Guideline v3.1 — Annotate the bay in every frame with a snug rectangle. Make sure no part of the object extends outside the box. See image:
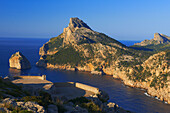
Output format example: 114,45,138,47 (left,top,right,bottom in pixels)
0,38,169,113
